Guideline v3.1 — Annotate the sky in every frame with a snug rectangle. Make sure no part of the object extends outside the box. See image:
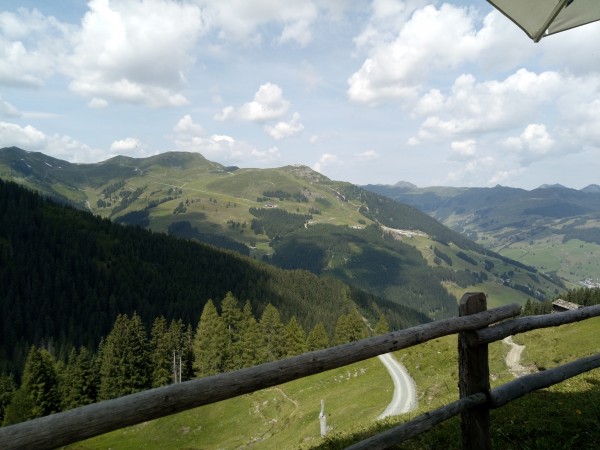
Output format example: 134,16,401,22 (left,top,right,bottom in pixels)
1,1,600,190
